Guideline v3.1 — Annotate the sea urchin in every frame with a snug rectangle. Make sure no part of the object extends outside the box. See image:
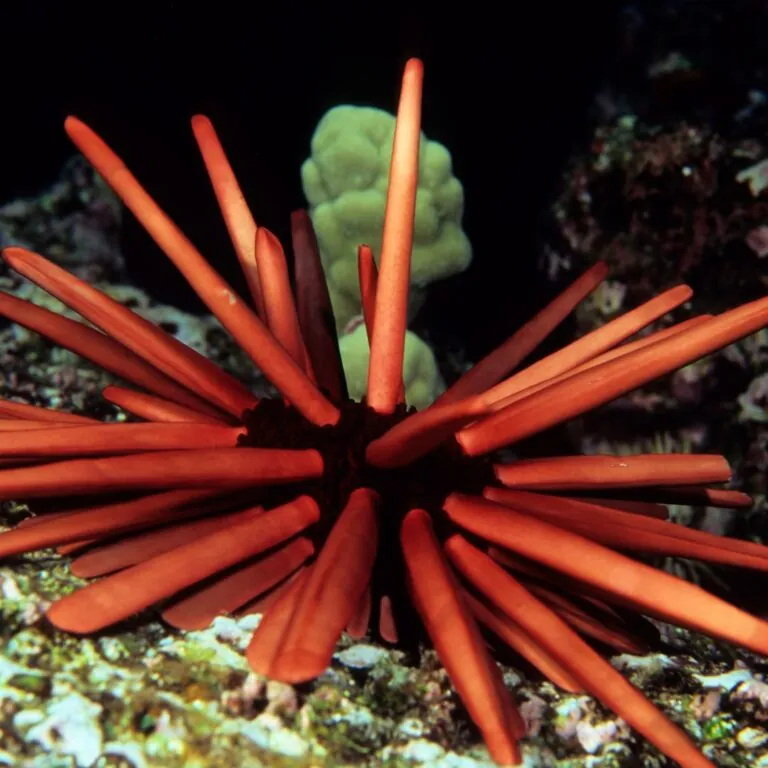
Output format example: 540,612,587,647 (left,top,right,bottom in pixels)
1,59,768,767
